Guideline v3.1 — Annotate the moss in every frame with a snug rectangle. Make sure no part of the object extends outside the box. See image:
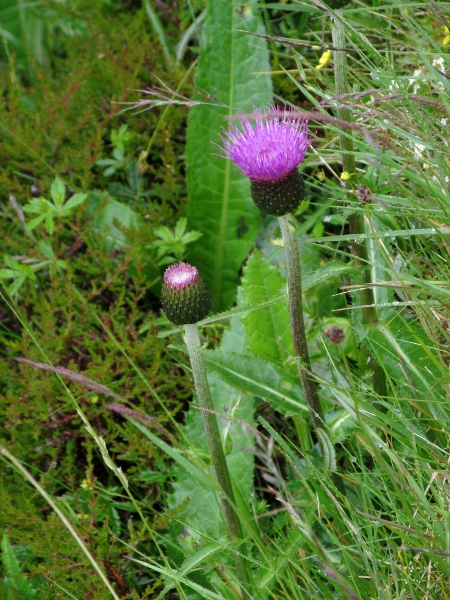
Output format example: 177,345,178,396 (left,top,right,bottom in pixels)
0,6,190,218
0,3,193,596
